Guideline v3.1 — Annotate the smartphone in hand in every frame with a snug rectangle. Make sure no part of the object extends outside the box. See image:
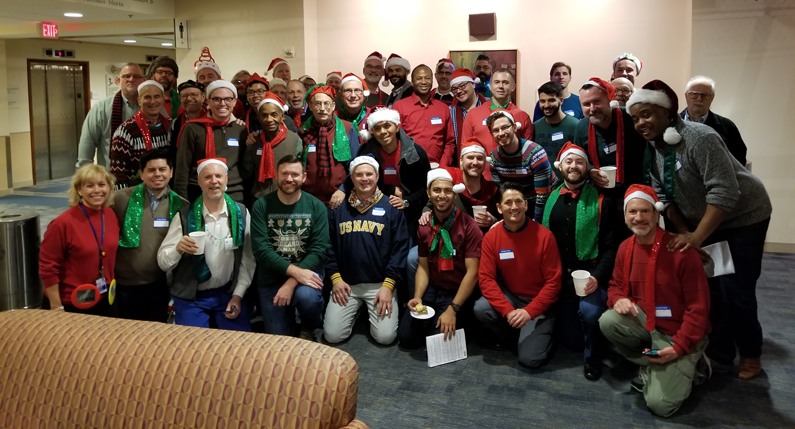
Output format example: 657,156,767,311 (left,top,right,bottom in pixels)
642,349,659,356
